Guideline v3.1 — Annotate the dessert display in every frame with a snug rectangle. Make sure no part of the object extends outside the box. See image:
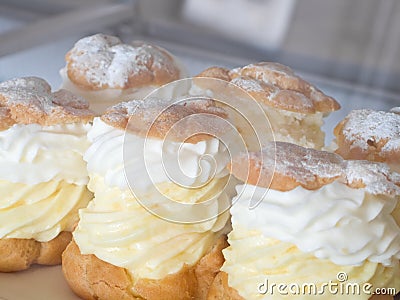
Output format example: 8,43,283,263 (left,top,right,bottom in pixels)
192,62,341,150
334,109,400,172
0,77,94,272
62,98,236,300
60,34,187,114
1,31,399,299
209,141,400,300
